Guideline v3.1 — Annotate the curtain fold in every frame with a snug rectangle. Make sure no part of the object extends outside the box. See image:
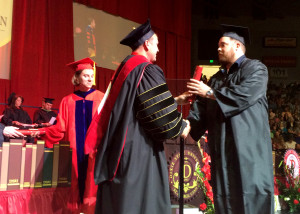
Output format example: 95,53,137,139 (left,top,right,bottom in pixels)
4,0,191,119
0,79,11,114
